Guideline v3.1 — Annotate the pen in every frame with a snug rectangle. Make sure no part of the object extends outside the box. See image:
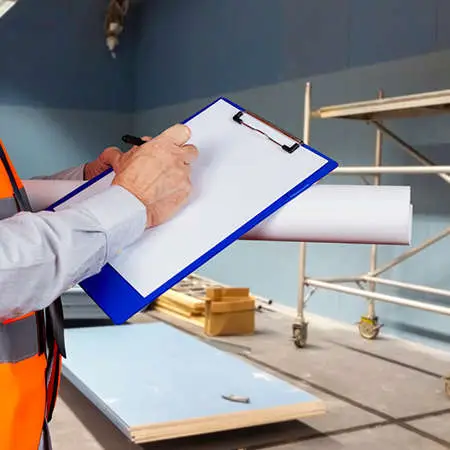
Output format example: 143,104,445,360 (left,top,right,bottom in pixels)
121,134,145,146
